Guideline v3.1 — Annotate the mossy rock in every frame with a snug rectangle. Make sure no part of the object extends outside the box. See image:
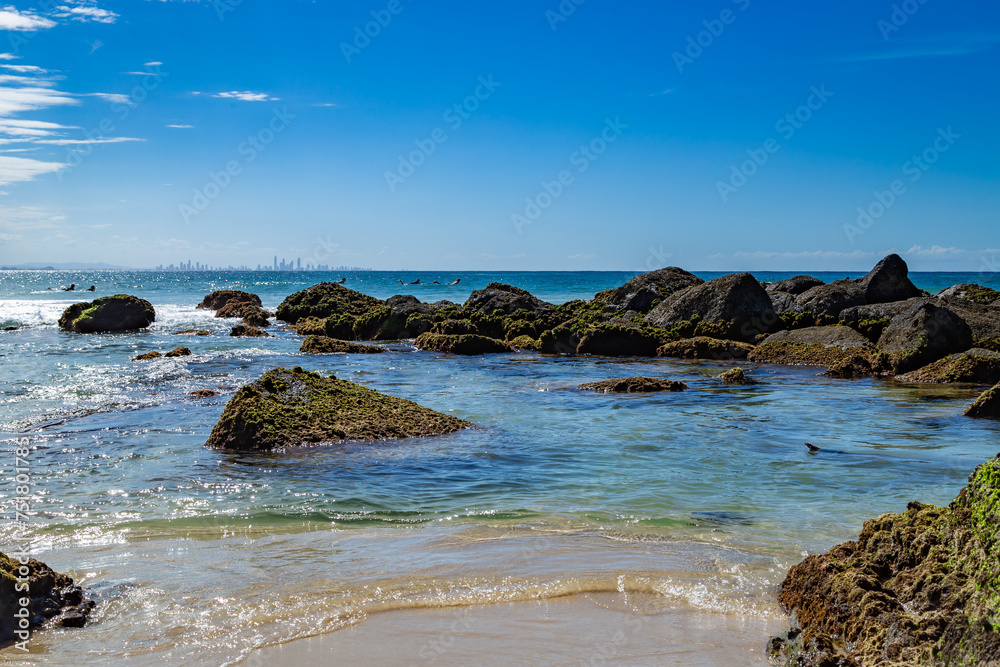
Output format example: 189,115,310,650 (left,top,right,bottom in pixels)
578,377,688,393
205,367,471,451
196,290,261,310
897,351,1000,385
822,350,891,379
324,314,358,340
657,336,754,360
509,335,541,351
1,551,94,646
239,307,271,328
275,283,382,324
964,383,1000,419
132,351,162,361
164,347,191,358
748,341,861,367
215,301,266,319
575,323,664,357
294,317,327,336
414,333,513,355
300,336,386,354
174,329,213,336
770,455,1000,666
230,325,270,338
719,368,756,385
431,319,478,336
58,295,155,333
